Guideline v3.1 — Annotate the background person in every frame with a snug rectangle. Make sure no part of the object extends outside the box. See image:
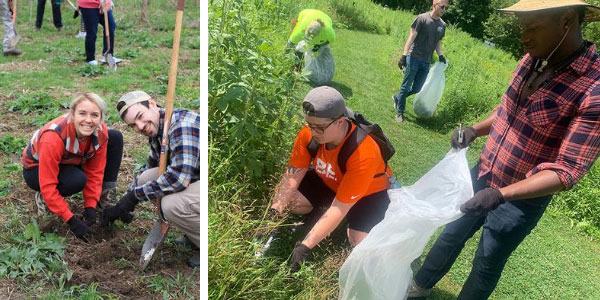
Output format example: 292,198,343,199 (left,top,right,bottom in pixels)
21,93,123,242
35,0,63,31
408,1,600,298
77,0,121,65
392,0,448,122
1,0,21,56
